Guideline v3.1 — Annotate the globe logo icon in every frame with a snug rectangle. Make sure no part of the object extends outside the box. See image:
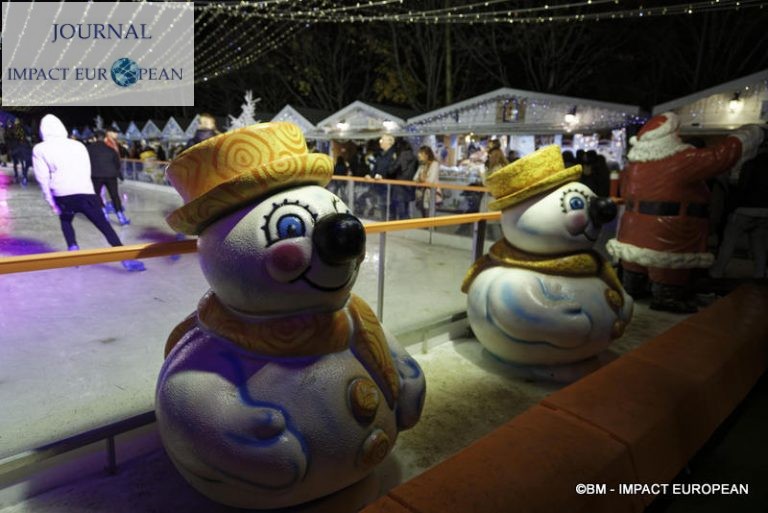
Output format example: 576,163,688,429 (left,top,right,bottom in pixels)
111,58,139,87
